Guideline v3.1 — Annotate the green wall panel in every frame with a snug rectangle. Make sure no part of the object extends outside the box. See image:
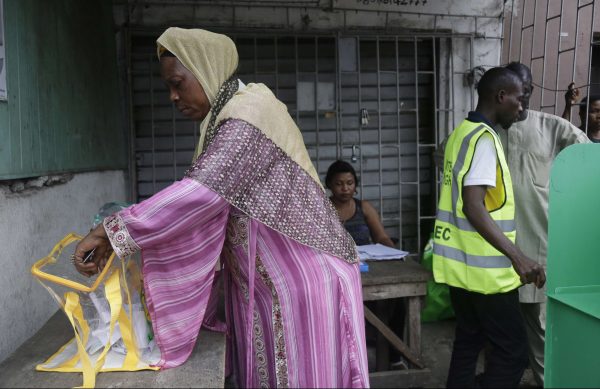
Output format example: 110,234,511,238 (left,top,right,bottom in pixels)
0,0,126,179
